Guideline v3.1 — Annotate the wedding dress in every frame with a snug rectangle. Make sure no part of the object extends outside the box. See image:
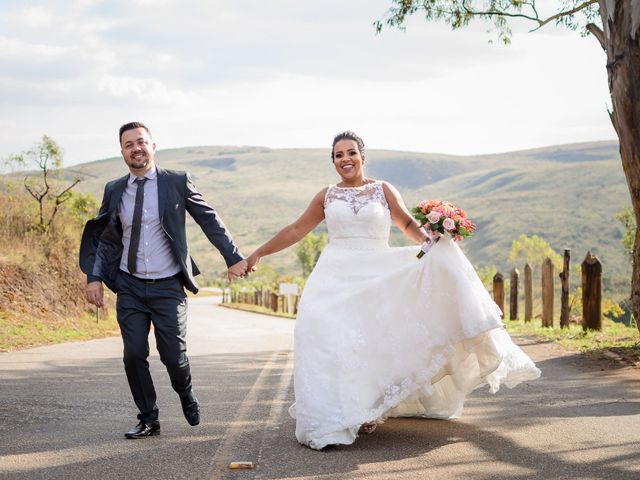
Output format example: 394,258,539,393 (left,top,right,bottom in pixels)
289,181,540,450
